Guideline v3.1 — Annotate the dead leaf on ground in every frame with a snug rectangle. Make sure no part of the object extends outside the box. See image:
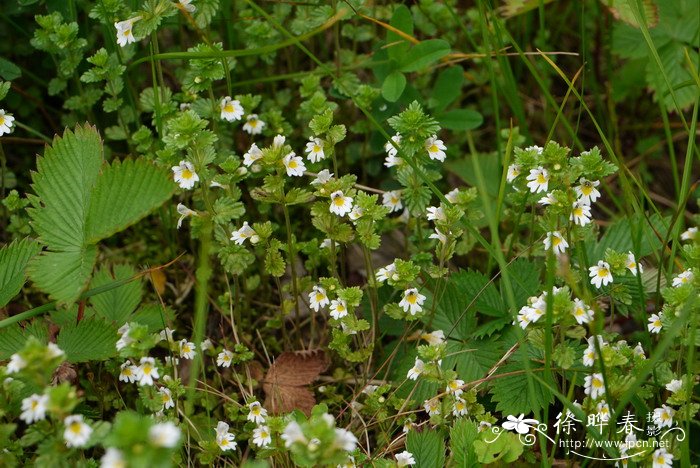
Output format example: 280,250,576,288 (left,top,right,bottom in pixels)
262,350,328,416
